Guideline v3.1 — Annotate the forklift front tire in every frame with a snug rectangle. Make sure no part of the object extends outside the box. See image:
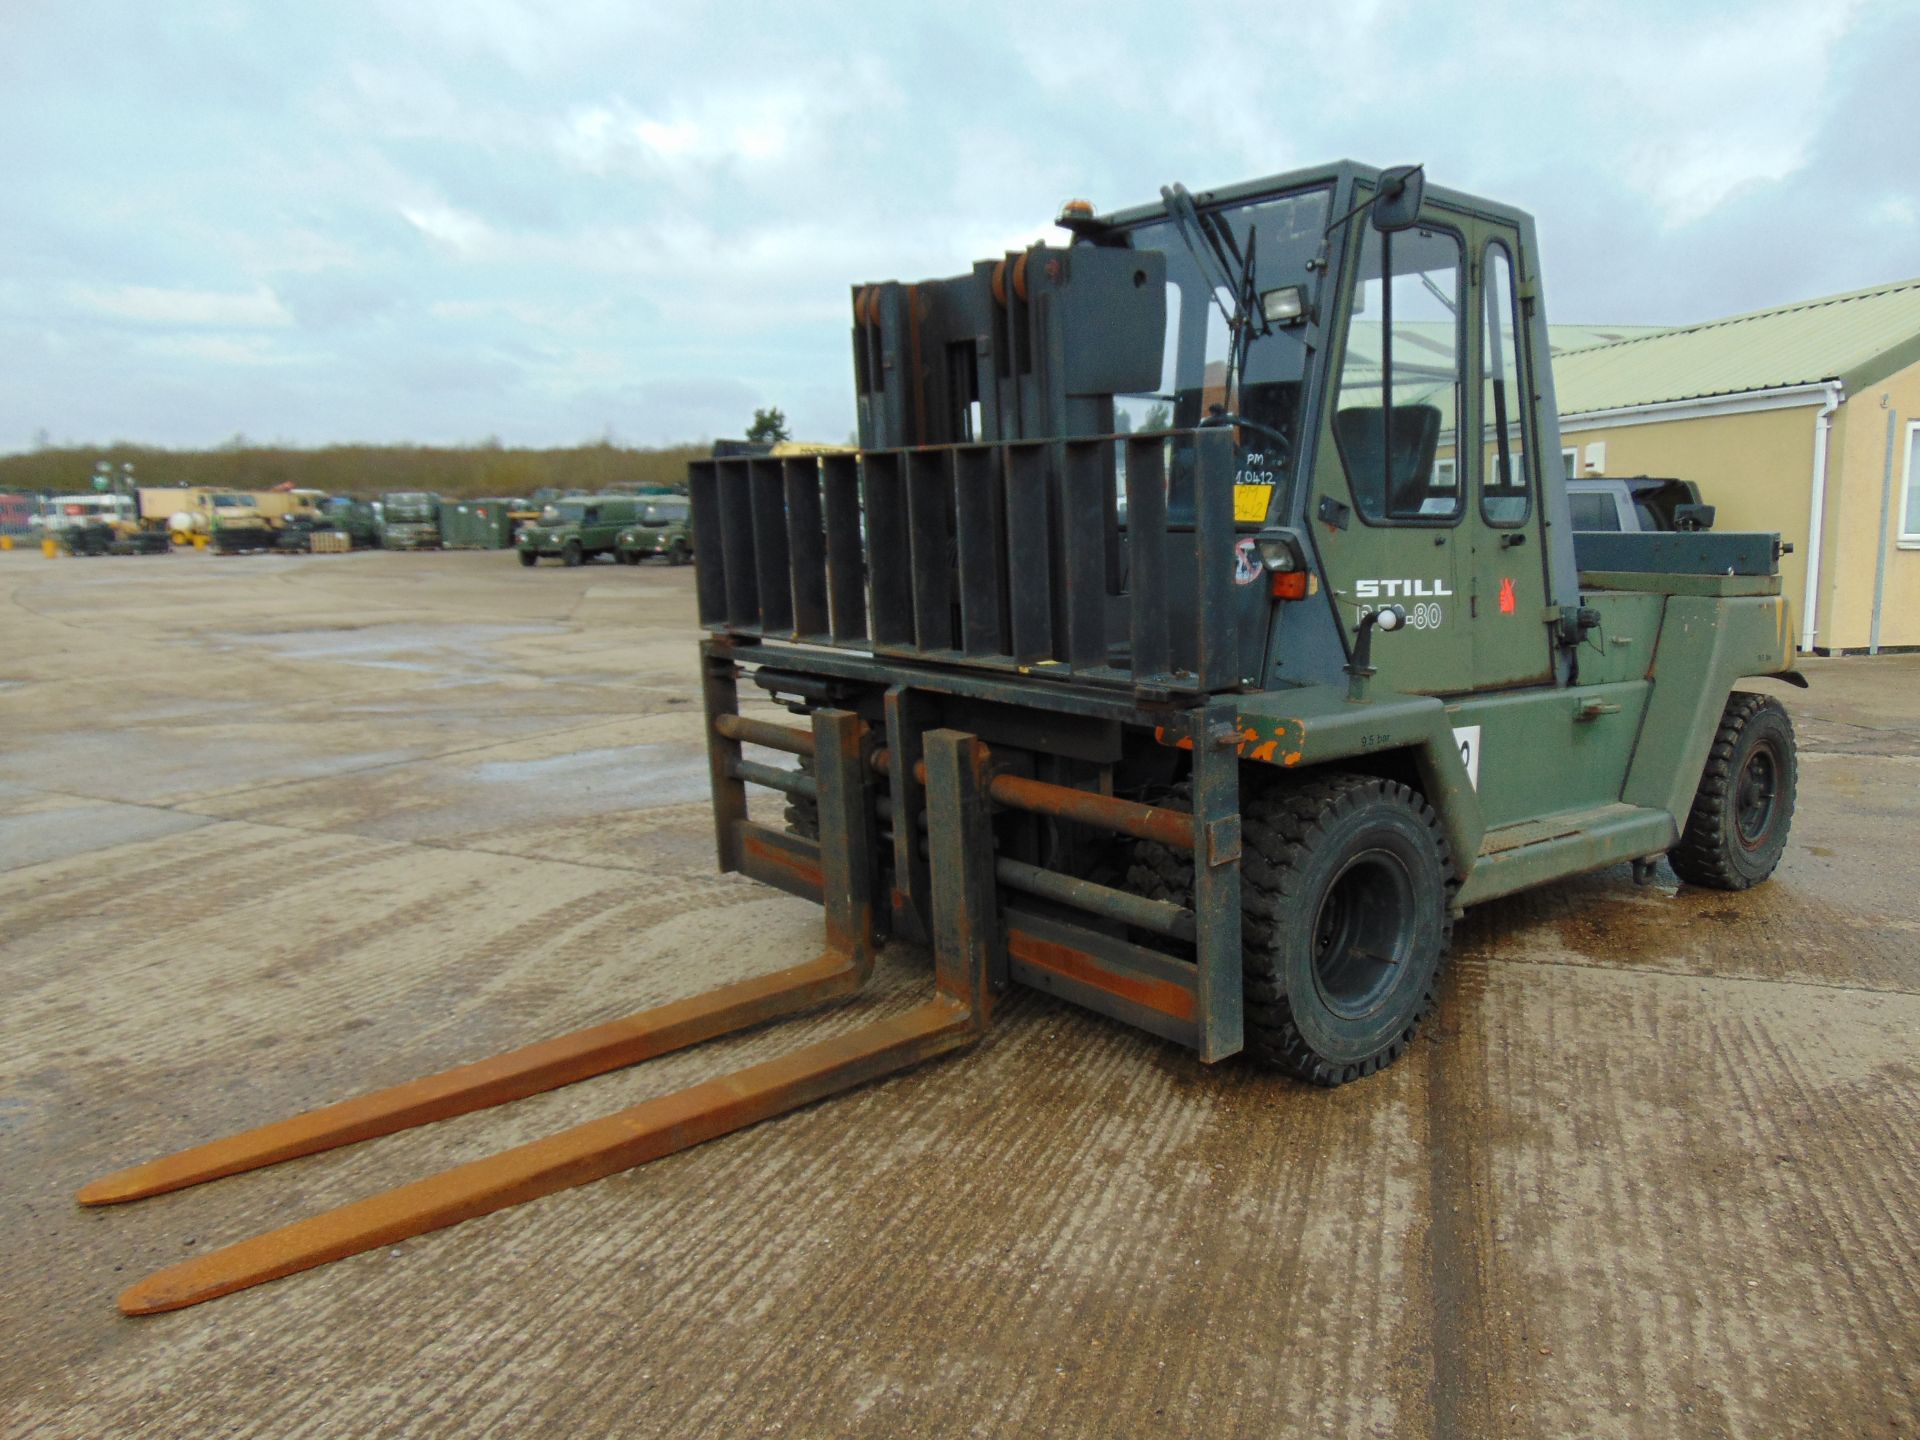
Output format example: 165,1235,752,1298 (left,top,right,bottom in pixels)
1240,775,1455,1086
